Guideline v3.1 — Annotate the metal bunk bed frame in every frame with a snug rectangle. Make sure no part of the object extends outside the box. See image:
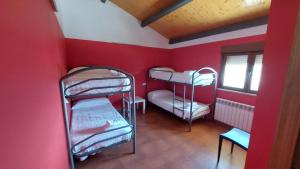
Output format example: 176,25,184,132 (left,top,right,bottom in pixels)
147,67,218,132
60,66,136,169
